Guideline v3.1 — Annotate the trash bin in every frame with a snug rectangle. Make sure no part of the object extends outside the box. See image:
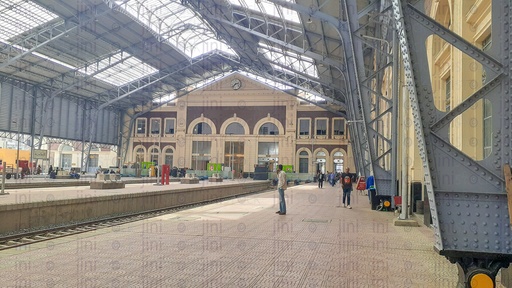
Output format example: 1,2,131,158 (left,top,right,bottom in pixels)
371,192,380,210
369,189,377,209
416,200,424,214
